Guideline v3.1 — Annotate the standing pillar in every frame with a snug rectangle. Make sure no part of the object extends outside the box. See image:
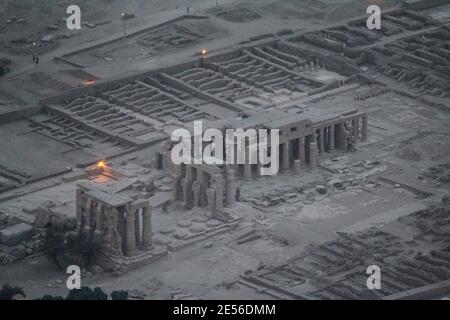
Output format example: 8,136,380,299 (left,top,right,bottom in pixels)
256,161,262,178
294,159,301,175
319,128,325,153
172,173,181,201
182,177,193,209
298,137,306,164
234,164,240,178
337,123,347,150
244,163,252,181
362,116,368,141
107,207,123,257
283,142,290,172
76,189,83,232
214,174,223,211
226,169,236,206
309,142,318,170
244,144,252,181
163,142,173,173
125,211,136,255
142,207,152,249
353,117,359,142
84,198,93,235
96,202,103,233
329,125,335,151
206,188,216,219
135,210,141,248
192,180,201,207
233,144,239,178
